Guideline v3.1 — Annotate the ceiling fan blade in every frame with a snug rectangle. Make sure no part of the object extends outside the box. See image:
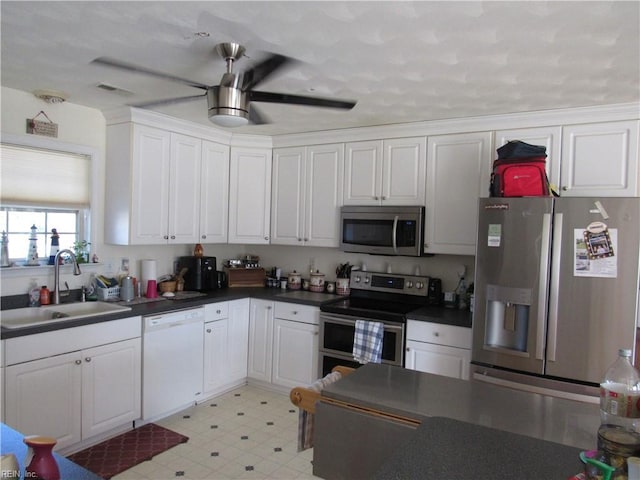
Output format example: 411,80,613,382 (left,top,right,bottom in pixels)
248,105,270,125
241,54,294,91
91,57,210,91
250,91,356,110
131,93,207,109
